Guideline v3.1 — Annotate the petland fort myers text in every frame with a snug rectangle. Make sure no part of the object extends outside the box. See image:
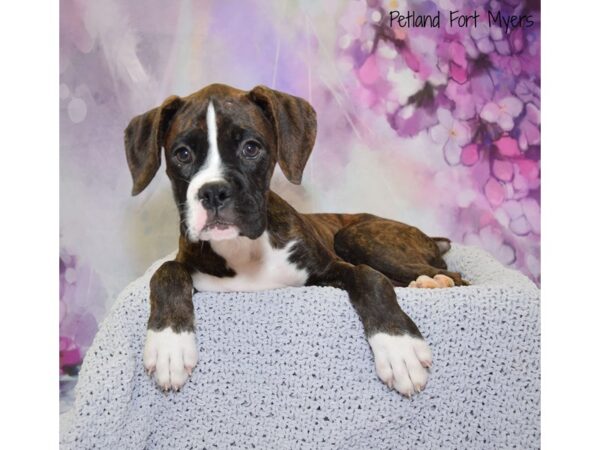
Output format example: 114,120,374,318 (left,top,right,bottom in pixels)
389,9,535,31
